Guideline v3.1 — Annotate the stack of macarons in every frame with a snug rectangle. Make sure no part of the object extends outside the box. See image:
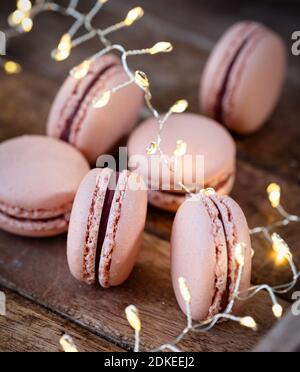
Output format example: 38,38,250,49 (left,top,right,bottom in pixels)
0,19,287,318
